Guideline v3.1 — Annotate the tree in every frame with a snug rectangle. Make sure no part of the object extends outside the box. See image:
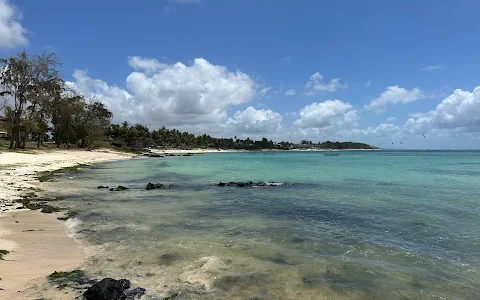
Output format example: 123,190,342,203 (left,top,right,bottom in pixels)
0,50,62,149
83,100,112,150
